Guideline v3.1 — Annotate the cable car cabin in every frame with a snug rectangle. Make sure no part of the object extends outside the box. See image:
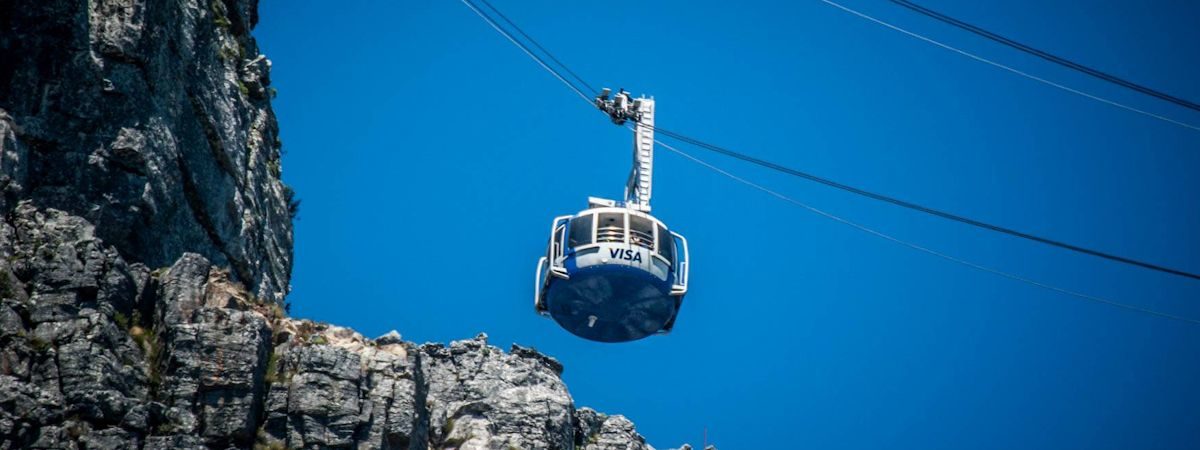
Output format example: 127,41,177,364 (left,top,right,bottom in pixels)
533,91,689,342
534,198,689,342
